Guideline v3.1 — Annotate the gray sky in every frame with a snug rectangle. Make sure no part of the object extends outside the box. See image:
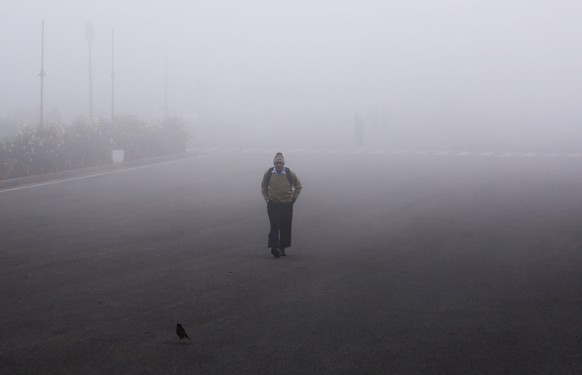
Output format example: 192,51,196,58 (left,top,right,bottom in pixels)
2,0,581,147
